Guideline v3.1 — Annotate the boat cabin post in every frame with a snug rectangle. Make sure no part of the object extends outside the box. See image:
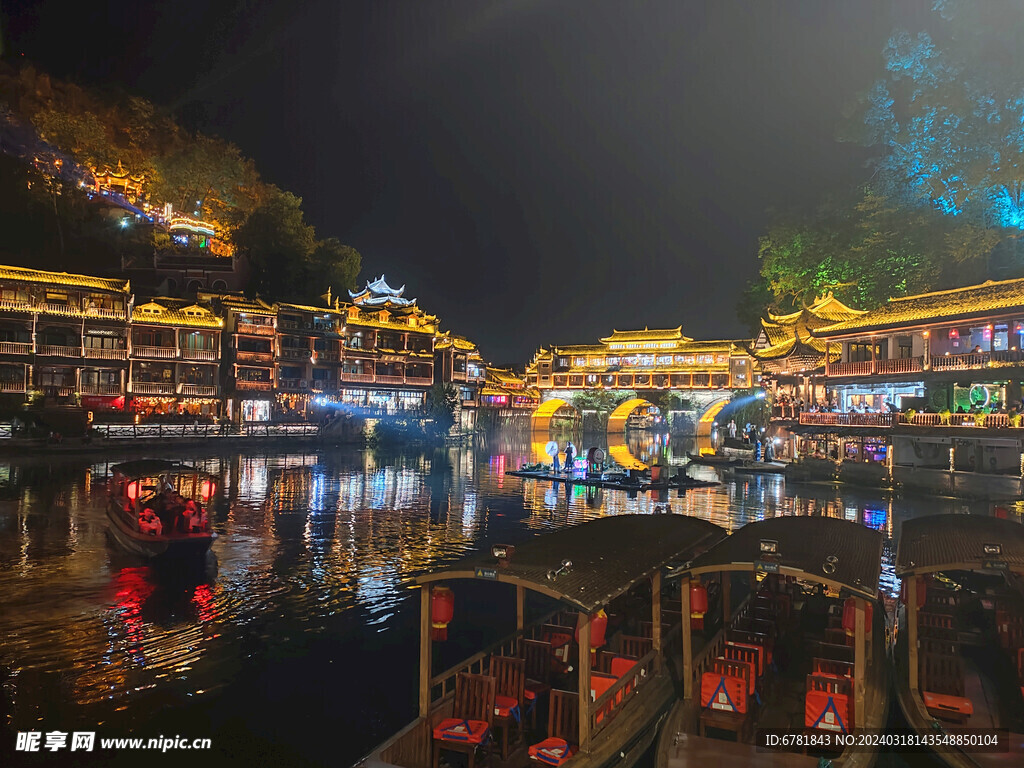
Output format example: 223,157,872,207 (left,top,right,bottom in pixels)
906,574,918,692
854,596,866,729
419,586,431,718
578,612,591,752
680,575,693,700
721,570,731,623
652,570,663,672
